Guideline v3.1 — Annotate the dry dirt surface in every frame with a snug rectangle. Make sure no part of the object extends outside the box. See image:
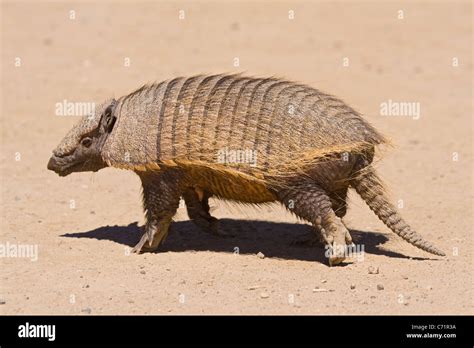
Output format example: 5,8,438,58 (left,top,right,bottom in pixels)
1,1,472,315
